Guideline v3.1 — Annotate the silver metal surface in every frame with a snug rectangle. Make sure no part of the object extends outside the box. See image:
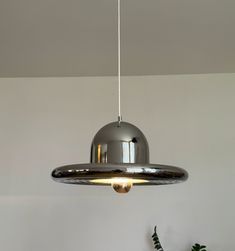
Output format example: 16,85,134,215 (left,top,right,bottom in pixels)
90,121,149,164
51,120,188,186
51,163,188,185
